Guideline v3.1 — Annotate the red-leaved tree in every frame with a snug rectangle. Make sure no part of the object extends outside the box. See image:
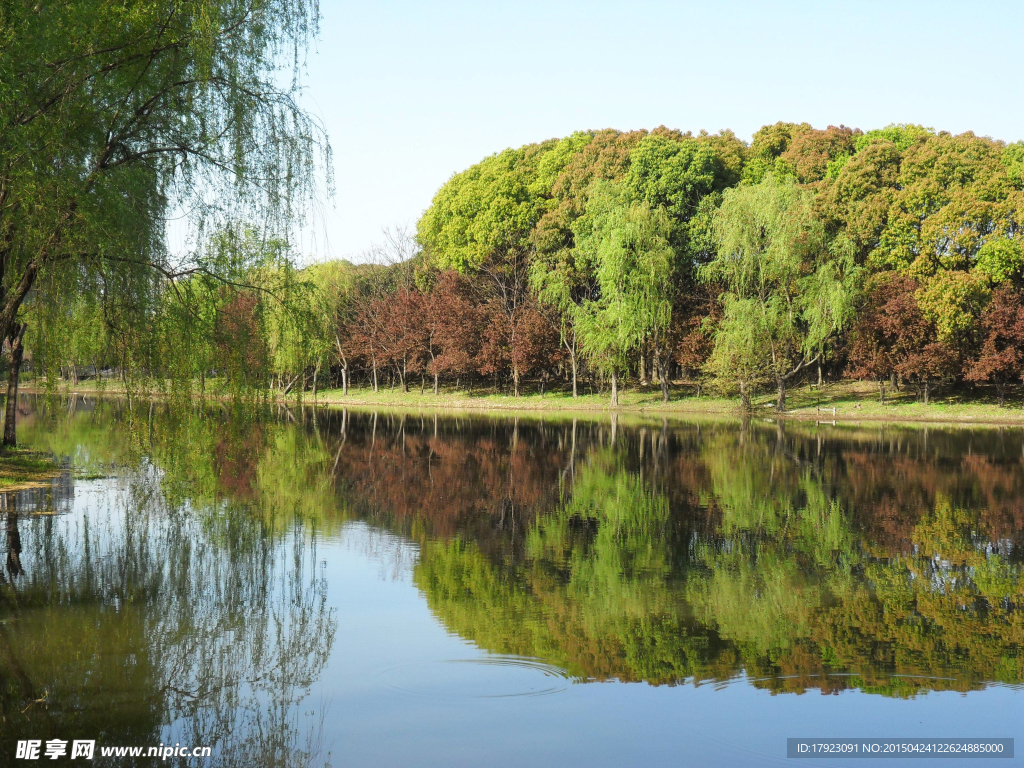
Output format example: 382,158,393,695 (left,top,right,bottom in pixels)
426,271,485,390
847,276,900,402
674,283,722,397
965,285,1024,406
347,298,384,391
478,299,560,397
846,274,957,404
380,289,427,391
214,291,268,389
